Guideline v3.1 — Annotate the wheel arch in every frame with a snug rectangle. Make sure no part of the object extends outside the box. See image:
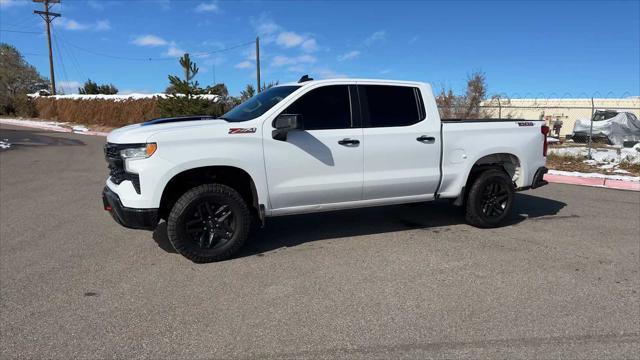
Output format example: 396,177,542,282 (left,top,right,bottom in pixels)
158,165,260,220
453,152,522,206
